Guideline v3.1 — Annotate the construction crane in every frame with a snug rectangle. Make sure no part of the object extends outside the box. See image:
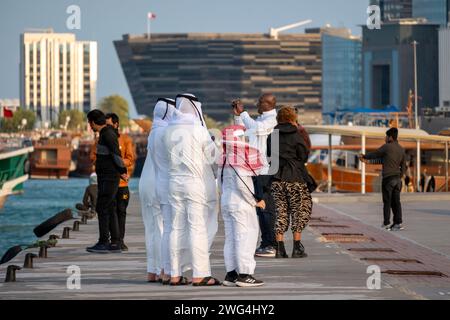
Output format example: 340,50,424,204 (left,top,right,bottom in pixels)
24,28,54,33
269,19,312,40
